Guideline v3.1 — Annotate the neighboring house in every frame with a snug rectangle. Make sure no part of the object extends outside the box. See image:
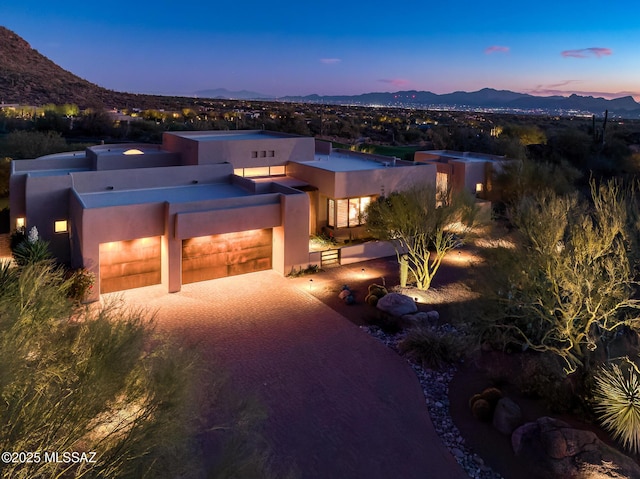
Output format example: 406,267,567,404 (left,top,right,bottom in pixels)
10,131,494,301
414,150,512,202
